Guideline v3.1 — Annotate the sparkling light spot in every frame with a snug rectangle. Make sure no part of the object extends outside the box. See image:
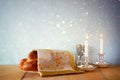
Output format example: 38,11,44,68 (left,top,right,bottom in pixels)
62,20,65,24
85,12,88,15
69,24,73,27
67,39,71,42
56,24,61,28
81,7,83,10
